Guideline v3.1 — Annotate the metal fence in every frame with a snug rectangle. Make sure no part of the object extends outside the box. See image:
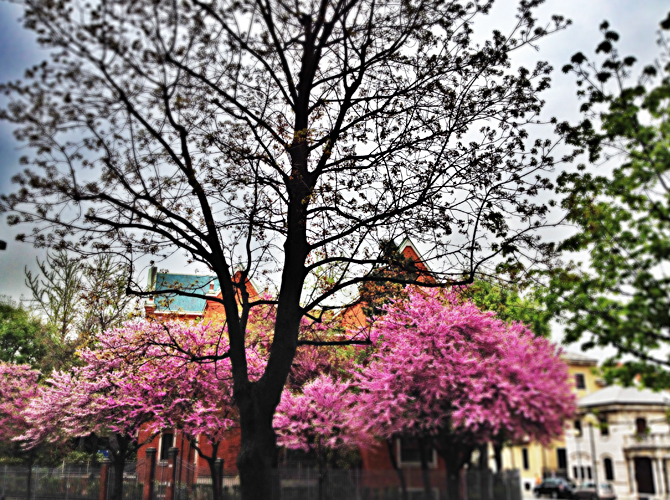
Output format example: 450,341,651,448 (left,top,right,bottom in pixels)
0,465,521,500
268,469,521,500
1,464,104,500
